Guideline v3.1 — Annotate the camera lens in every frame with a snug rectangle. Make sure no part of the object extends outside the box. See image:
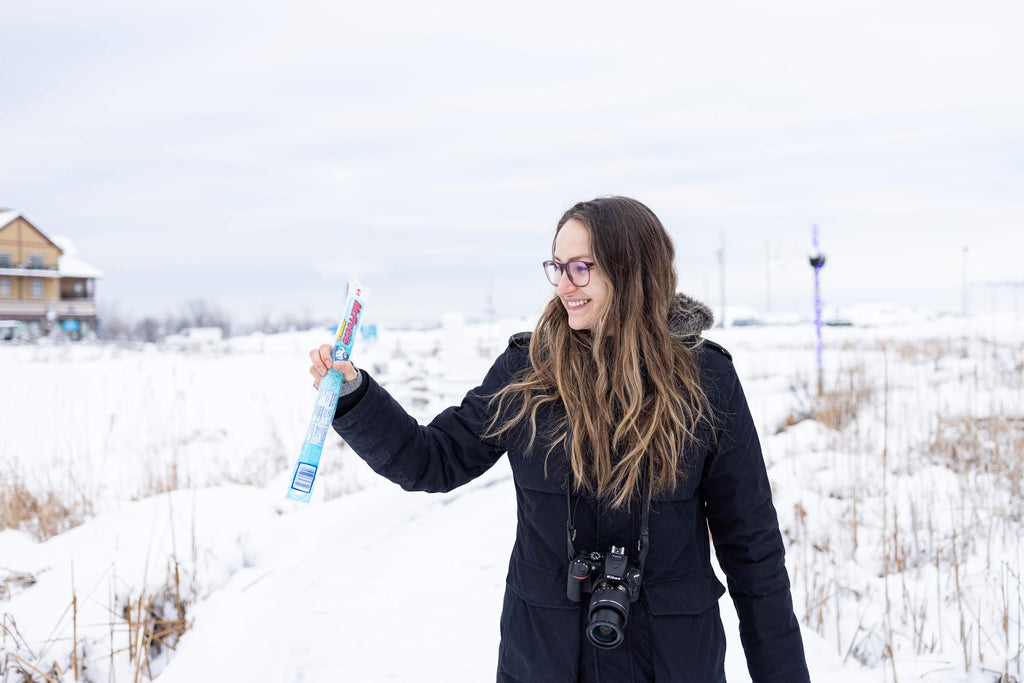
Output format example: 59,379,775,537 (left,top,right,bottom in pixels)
586,582,630,649
587,609,624,648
